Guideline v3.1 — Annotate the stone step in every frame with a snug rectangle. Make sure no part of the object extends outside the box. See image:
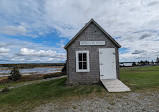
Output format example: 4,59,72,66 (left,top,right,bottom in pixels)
101,79,131,92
